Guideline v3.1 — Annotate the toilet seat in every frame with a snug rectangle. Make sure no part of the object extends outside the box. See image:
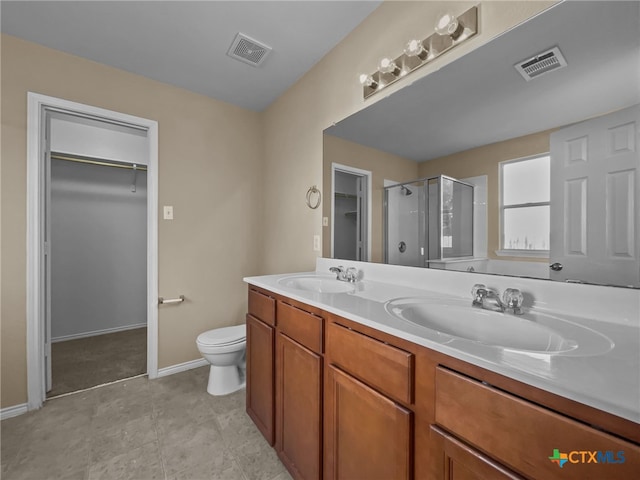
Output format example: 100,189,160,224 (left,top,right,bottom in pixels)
197,324,246,347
